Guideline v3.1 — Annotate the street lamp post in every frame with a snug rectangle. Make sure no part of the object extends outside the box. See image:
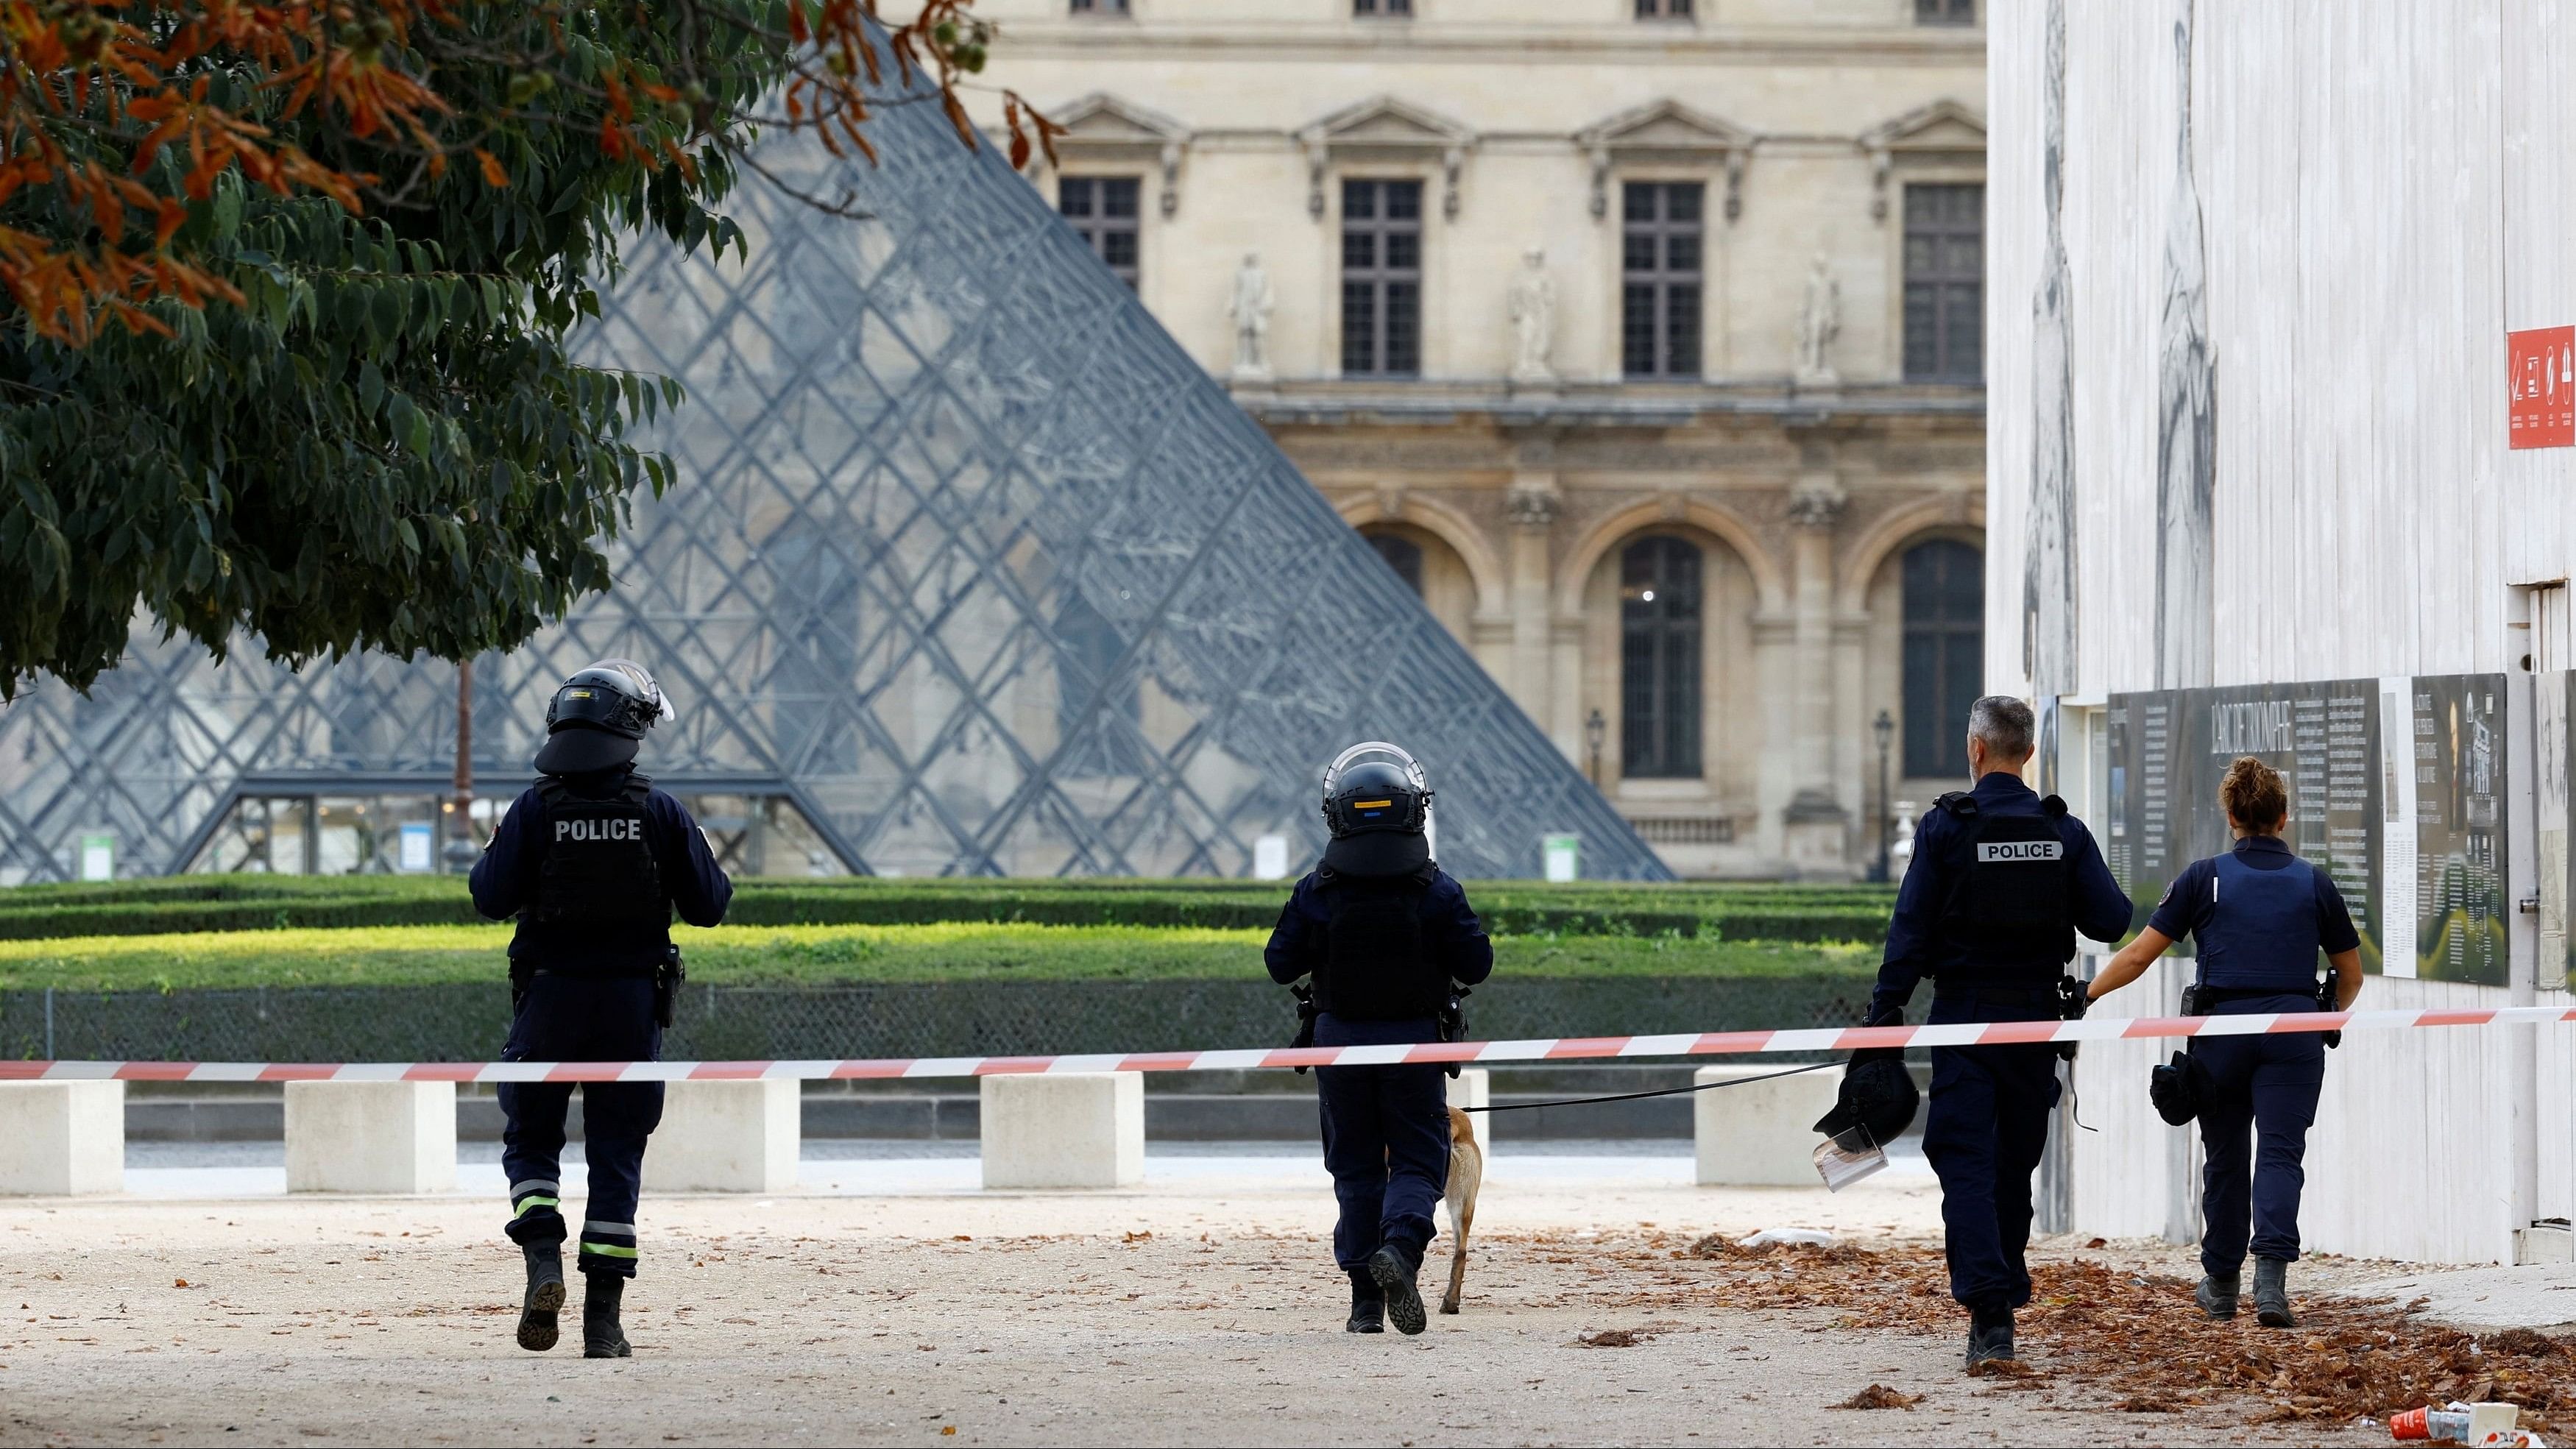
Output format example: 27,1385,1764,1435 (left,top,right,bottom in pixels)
1583,708,1607,788
1871,709,1895,883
